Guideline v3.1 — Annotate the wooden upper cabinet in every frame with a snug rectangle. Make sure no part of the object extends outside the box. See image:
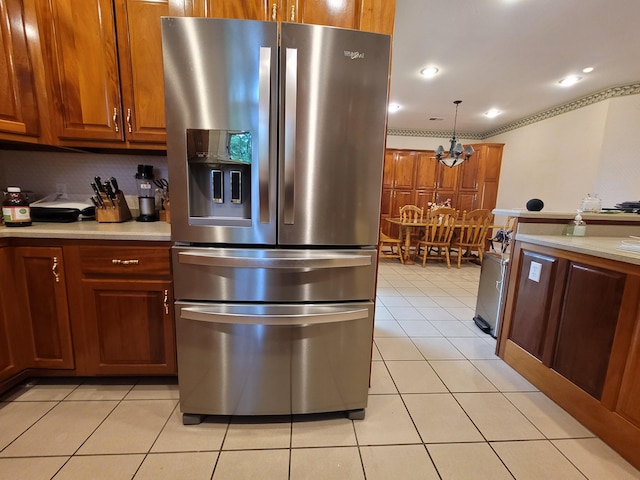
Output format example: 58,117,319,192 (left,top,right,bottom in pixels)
200,0,272,20
36,0,189,146
36,0,123,142
0,0,40,138
114,0,189,144
414,151,437,190
200,0,396,34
